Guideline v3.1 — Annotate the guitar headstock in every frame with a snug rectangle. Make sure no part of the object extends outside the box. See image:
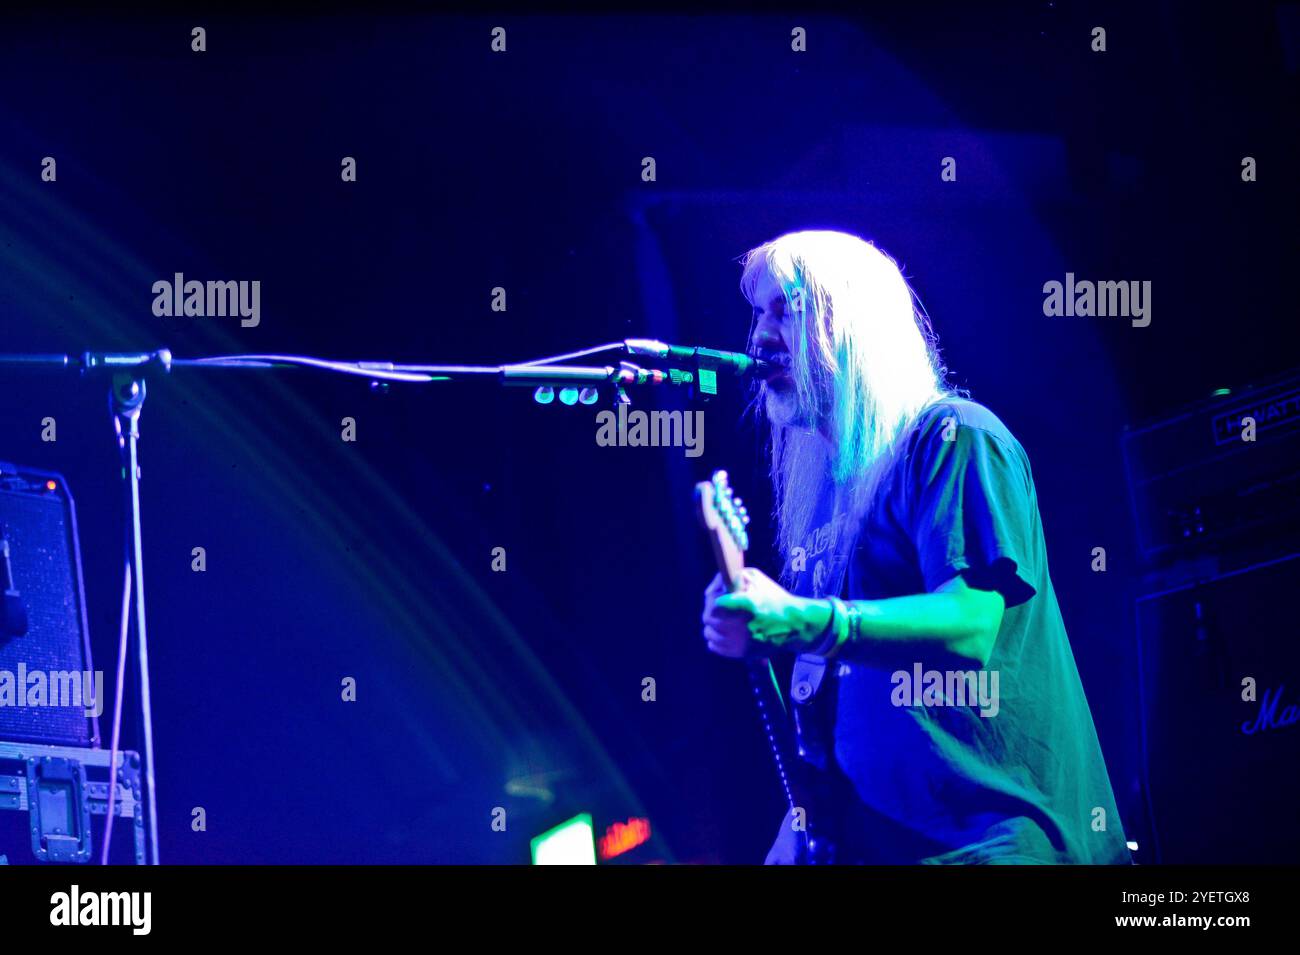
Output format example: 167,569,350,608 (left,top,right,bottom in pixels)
695,470,750,590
